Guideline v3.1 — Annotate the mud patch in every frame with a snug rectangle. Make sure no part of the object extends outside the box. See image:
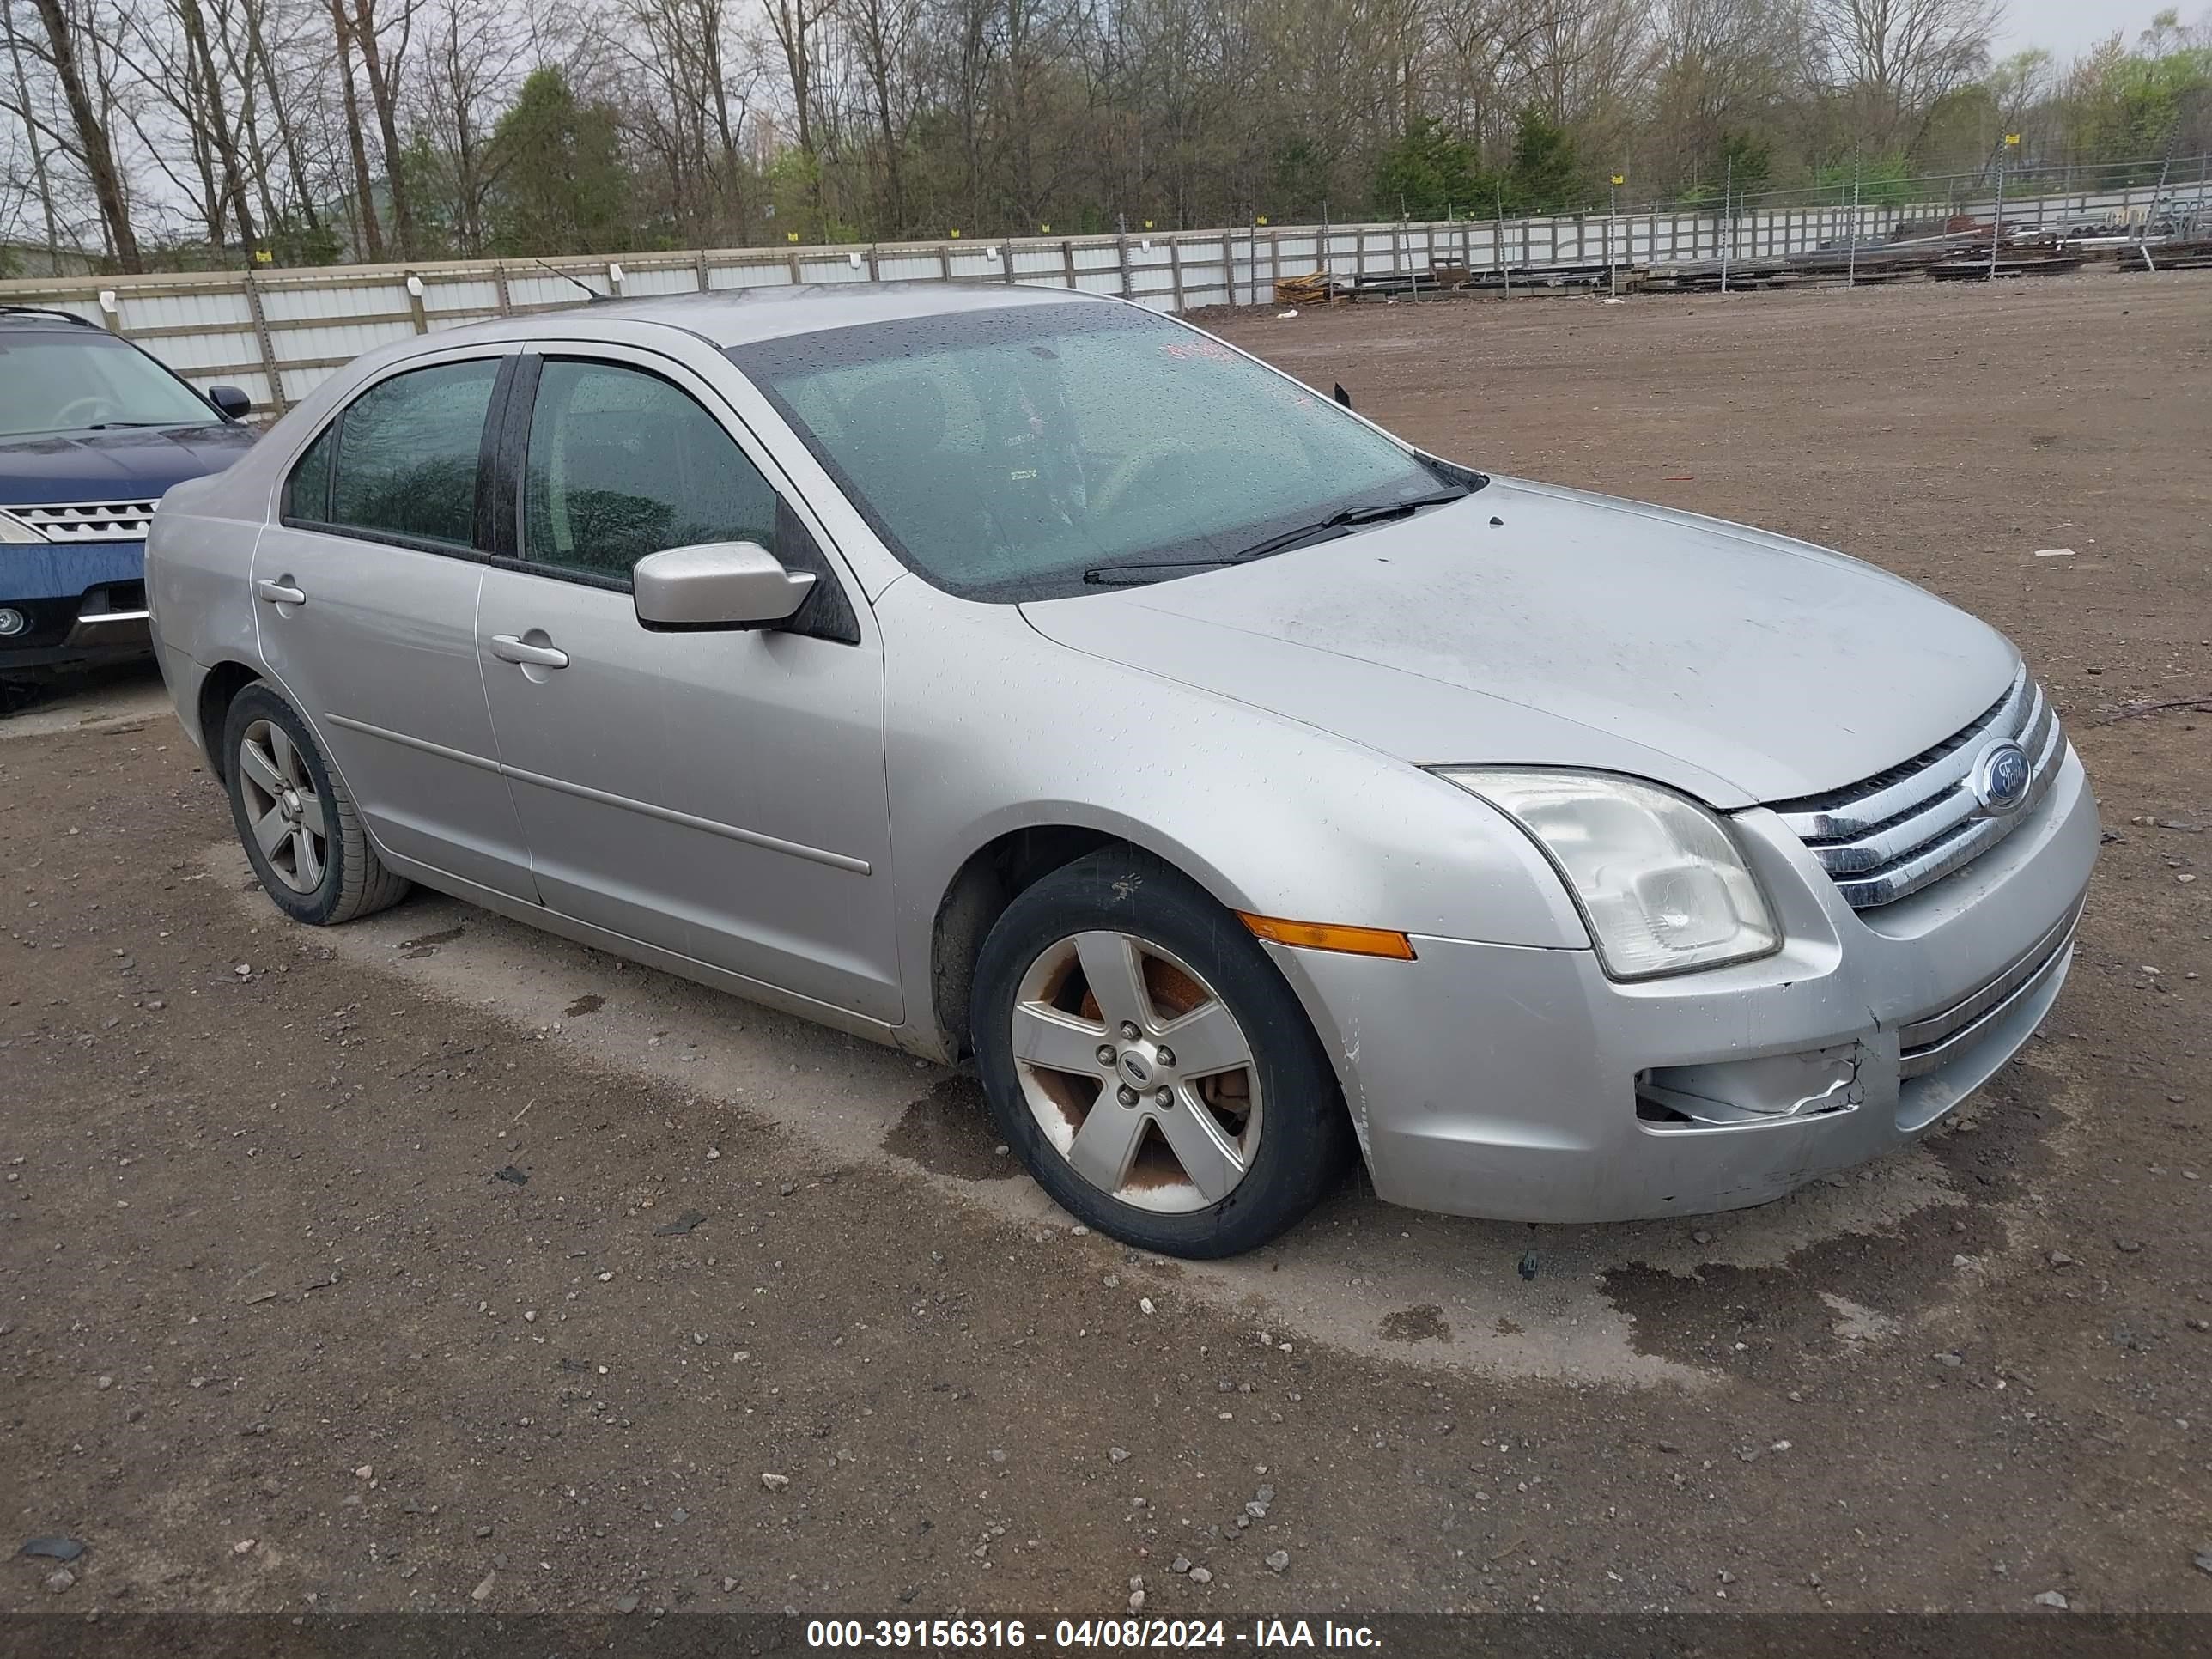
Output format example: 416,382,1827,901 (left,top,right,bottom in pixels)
400,926,467,957
1379,1304,1451,1343
882,1075,1015,1180
1600,1163,2008,1376
564,994,605,1018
